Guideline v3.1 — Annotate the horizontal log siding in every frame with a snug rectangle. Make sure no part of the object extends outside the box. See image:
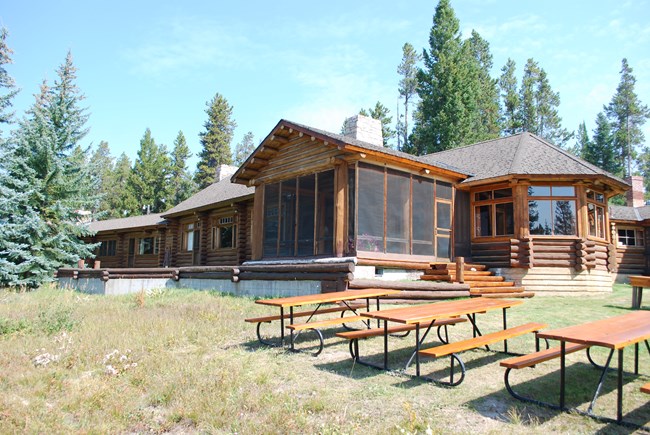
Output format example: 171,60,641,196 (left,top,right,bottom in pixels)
616,247,646,274
251,136,342,185
470,240,510,267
